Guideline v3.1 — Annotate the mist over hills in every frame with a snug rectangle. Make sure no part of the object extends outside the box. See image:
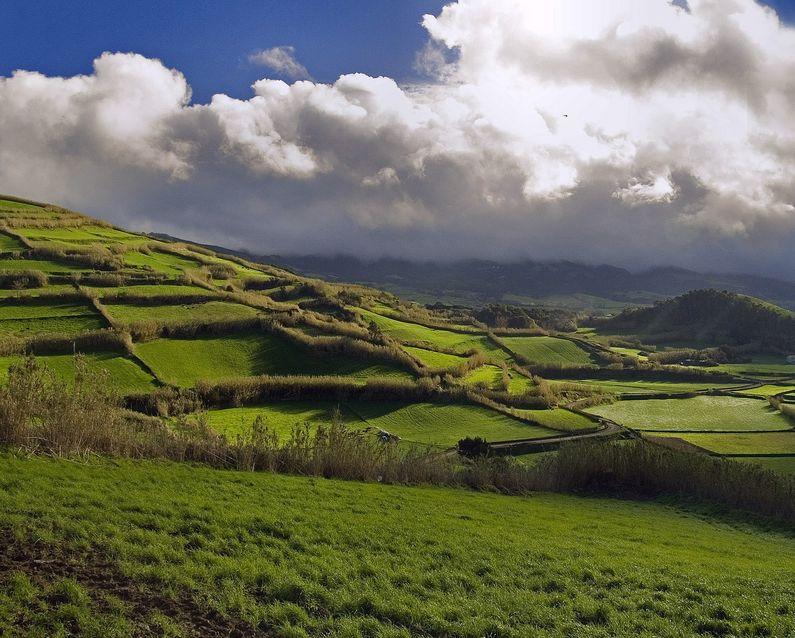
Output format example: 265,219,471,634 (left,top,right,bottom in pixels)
187,249,795,313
